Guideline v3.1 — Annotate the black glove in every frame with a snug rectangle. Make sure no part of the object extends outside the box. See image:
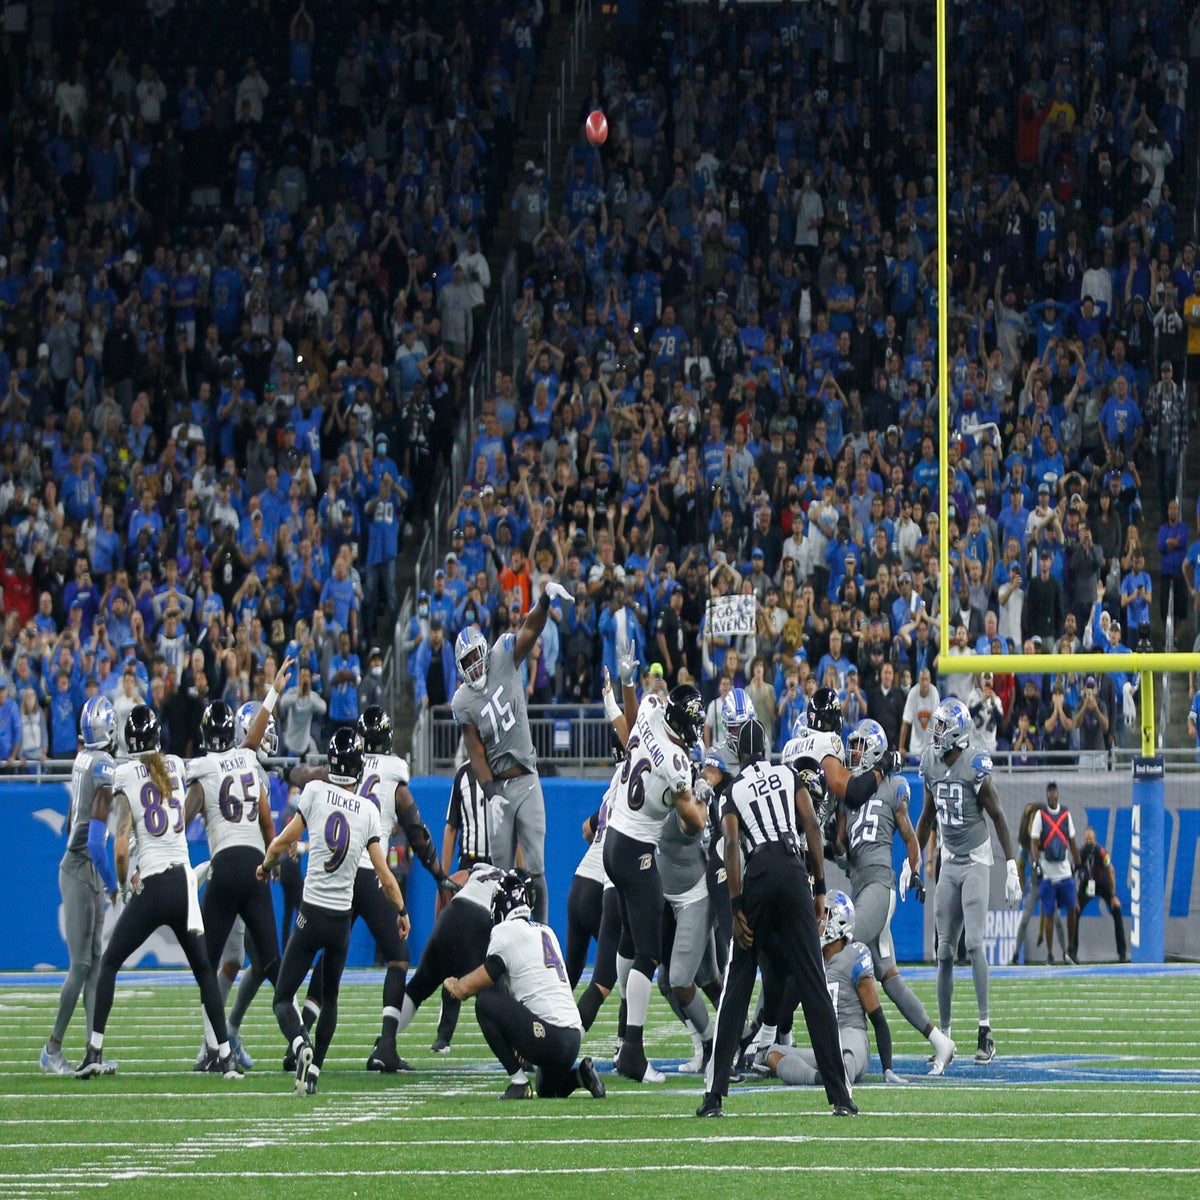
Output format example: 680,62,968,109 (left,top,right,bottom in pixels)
911,875,926,904
482,779,501,801
437,875,462,895
881,749,902,776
